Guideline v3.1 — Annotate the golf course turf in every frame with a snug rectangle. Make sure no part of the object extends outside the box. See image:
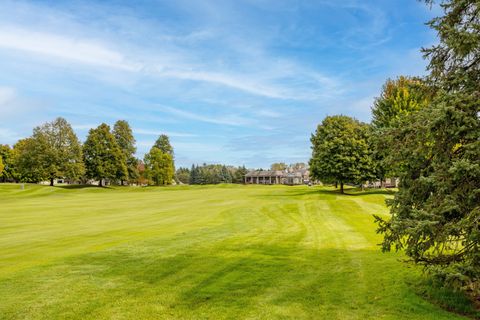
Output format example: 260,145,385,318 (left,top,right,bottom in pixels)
0,184,474,319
